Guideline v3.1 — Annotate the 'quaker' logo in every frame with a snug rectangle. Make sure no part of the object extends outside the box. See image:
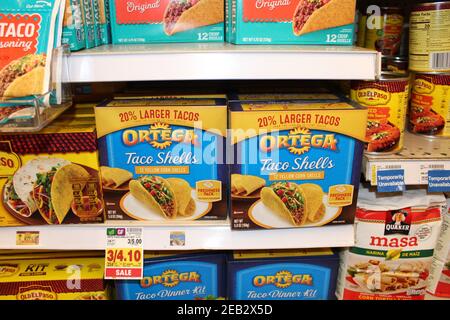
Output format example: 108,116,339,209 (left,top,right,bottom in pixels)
17,286,57,300
356,88,391,106
259,128,337,155
413,78,434,94
253,270,313,288
384,209,411,236
140,270,201,288
122,122,199,149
